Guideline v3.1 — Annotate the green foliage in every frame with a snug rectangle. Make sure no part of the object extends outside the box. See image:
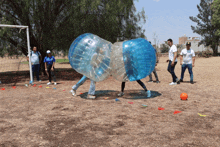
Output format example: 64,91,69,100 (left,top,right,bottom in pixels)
160,44,169,53
212,0,220,36
189,0,220,56
0,0,146,58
